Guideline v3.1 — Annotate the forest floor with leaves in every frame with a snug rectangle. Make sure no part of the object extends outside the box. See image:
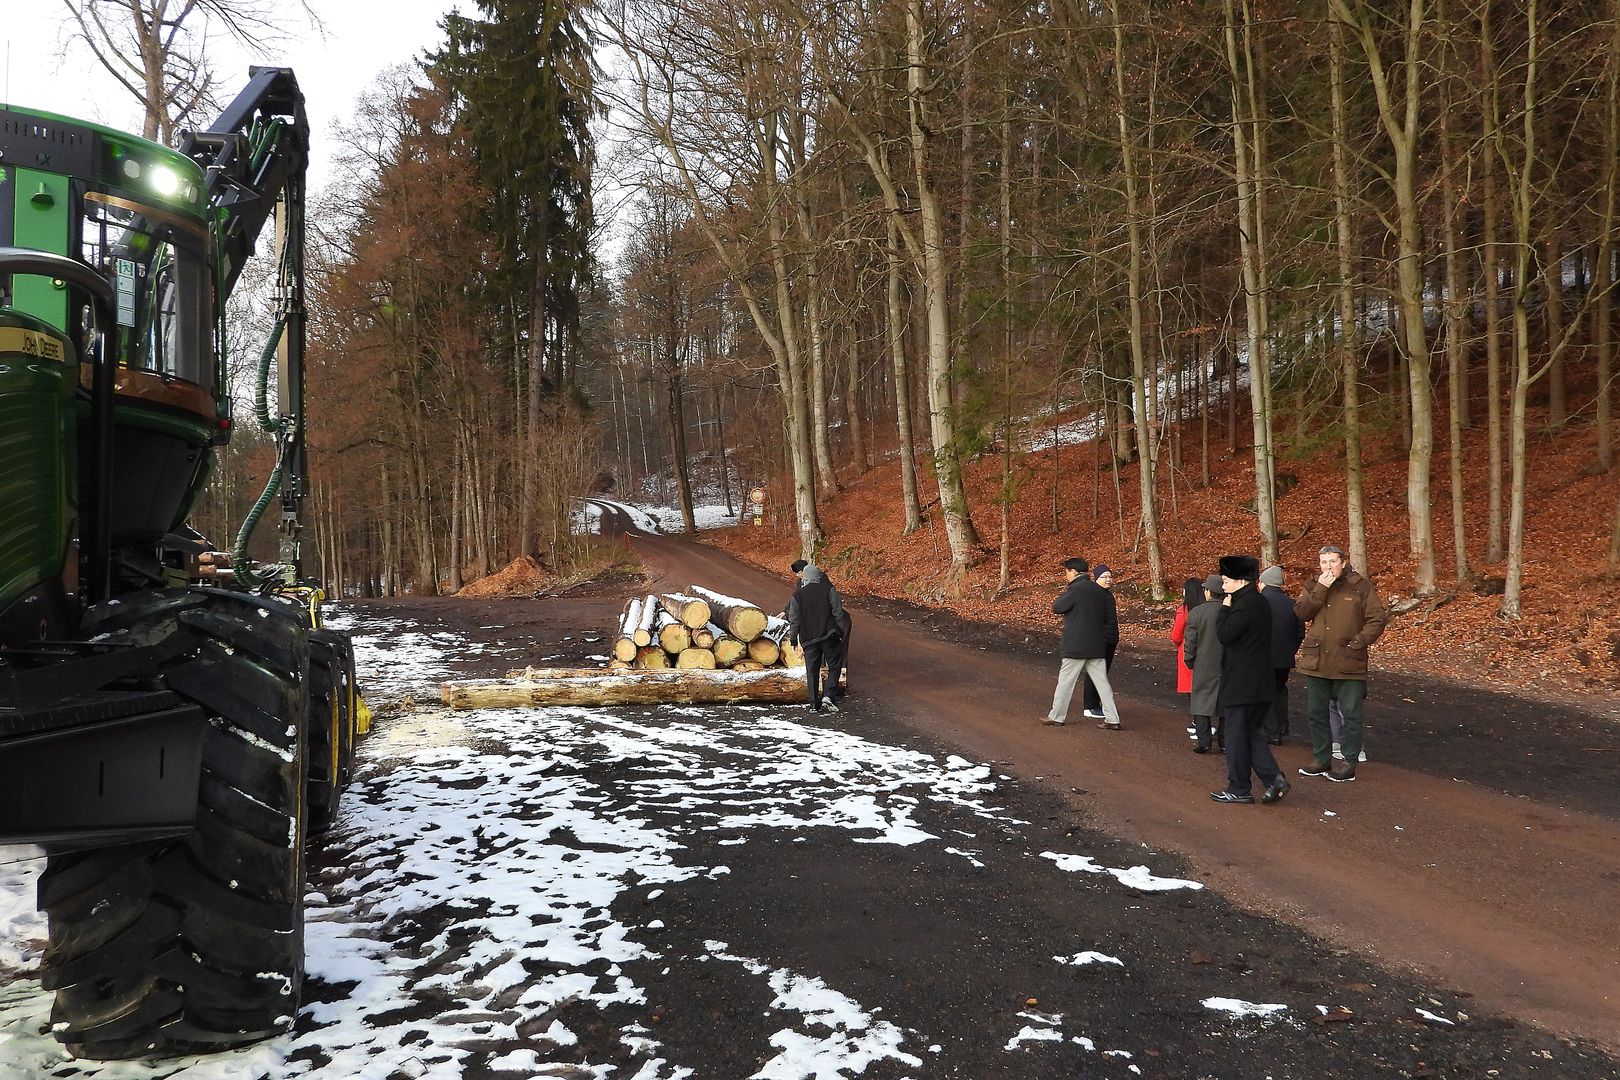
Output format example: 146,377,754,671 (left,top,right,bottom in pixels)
707,409,1620,703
